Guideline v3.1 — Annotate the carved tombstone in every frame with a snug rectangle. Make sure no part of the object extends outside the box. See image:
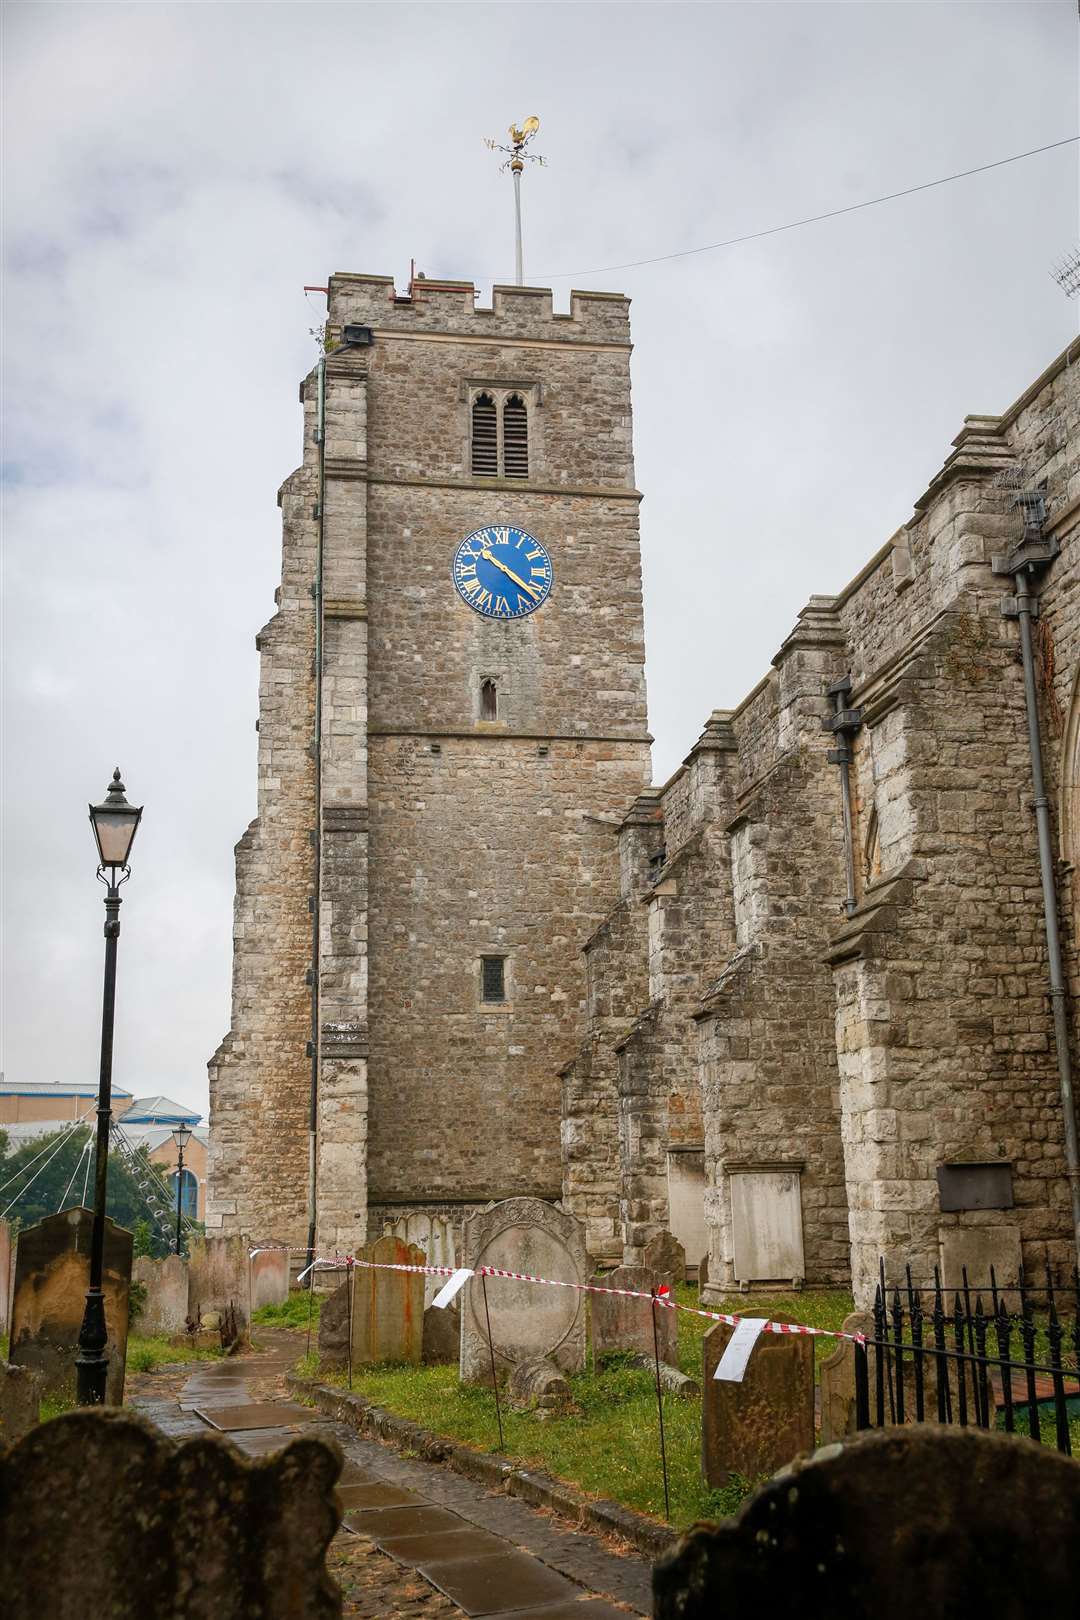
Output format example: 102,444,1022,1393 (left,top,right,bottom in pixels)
643,1230,686,1286
8,1207,133,1406
422,1302,460,1365
1,1362,40,1443
656,1429,1080,1618
819,1309,995,1442
702,1319,814,1487
590,1265,677,1364
316,1277,350,1369
460,1197,588,1385
132,1254,189,1337
351,1237,425,1366
1,1409,343,1619
388,1213,456,1305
